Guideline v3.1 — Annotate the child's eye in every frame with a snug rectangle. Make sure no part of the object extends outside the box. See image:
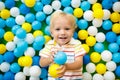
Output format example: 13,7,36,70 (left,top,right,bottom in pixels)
65,28,70,30
55,28,60,31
